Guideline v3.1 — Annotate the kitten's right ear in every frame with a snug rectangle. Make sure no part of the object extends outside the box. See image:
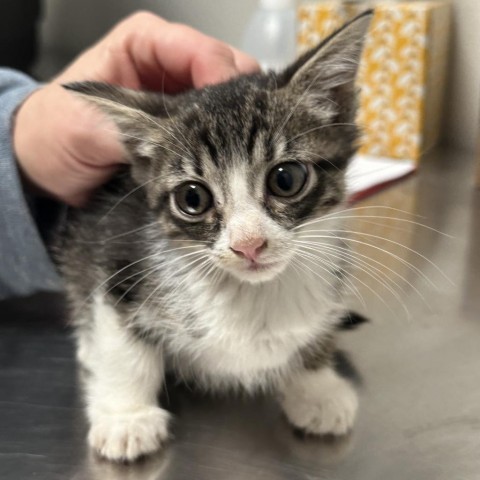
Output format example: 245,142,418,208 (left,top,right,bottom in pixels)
64,82,180,117
63,82,178,162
